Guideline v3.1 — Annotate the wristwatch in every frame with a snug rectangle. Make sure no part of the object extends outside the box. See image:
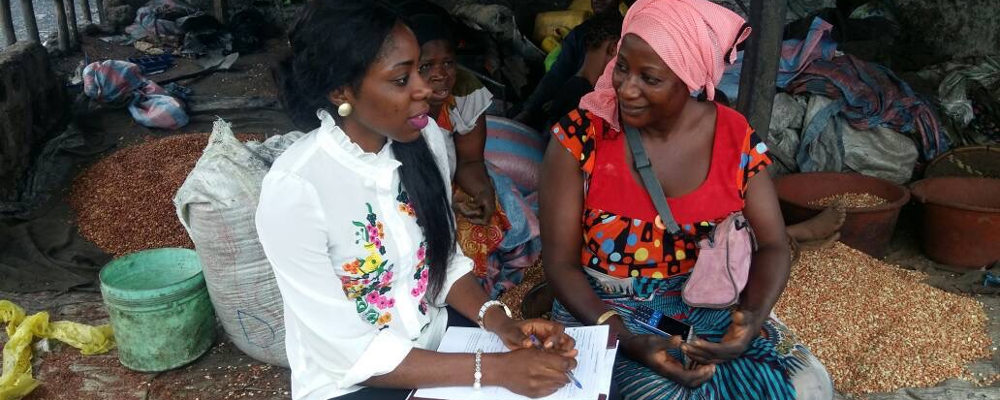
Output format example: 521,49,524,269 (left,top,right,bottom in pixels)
476,300,512,330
